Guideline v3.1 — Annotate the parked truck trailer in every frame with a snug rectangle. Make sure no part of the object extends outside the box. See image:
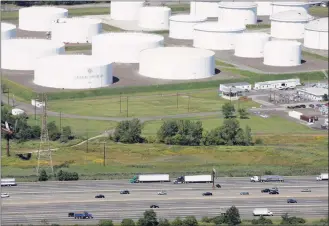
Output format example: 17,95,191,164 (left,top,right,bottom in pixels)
1,178,17,187
250,175,284,182
253,208,273,216
316,173,328,181
174,175,213,183
130,174,170,183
